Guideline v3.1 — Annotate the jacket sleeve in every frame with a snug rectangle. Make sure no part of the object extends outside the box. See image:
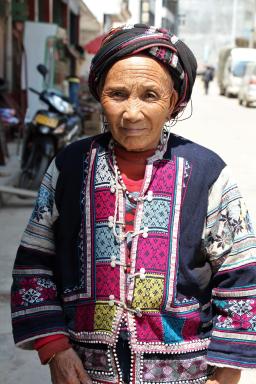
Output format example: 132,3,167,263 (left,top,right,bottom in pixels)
11,159,69,349
204,166,256,369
